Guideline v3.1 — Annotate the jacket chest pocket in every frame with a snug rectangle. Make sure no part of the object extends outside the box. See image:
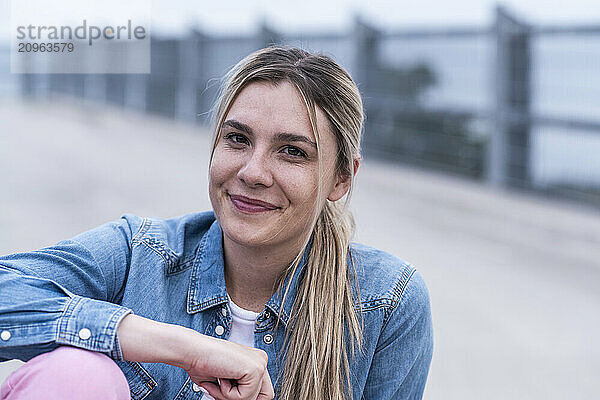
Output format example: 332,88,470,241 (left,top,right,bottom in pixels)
114,360,157,400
